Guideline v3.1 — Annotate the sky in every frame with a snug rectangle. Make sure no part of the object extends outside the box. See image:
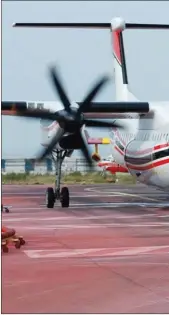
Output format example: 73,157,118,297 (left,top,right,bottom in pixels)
2,1,169,159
